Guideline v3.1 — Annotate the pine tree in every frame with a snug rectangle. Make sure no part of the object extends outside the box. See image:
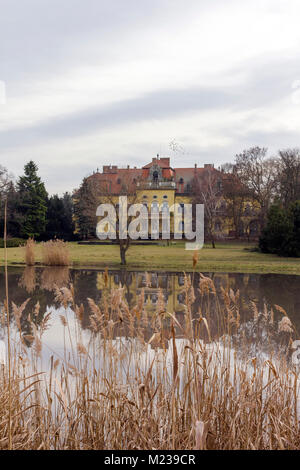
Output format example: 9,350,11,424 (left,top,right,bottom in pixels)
17,161,48,239
259,201,300,257
46,192,75,240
